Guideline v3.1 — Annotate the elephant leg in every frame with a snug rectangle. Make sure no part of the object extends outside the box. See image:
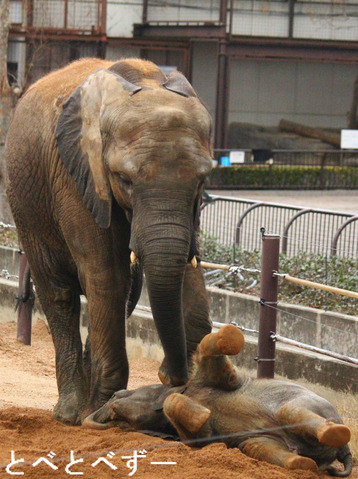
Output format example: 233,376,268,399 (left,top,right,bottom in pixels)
27,261,85,425
163,393,212,444
159,265,211,384
276,404,351,449
198,323,244,357
9,207,86,425
241,437,318,472
83,332,91,391
84,272,129,416
190,325,244,391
